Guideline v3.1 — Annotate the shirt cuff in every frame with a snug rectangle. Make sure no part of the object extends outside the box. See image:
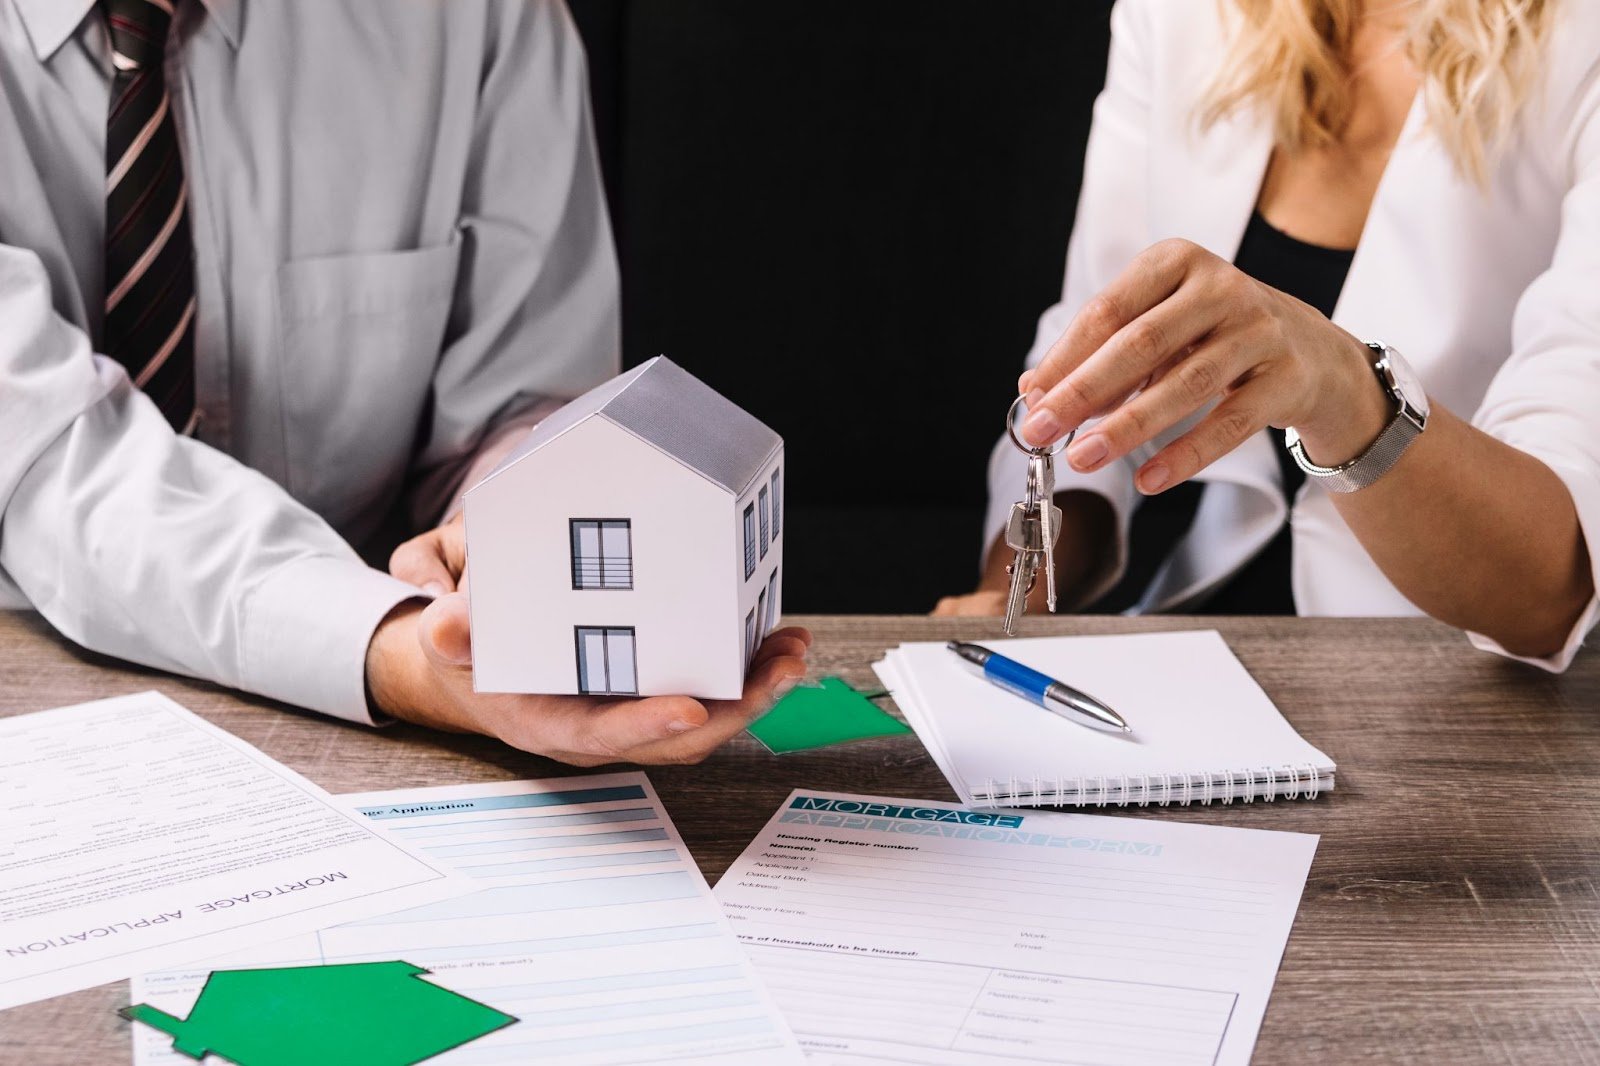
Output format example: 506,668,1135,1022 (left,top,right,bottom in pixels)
239,555,425,724
1465,448,1600,673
